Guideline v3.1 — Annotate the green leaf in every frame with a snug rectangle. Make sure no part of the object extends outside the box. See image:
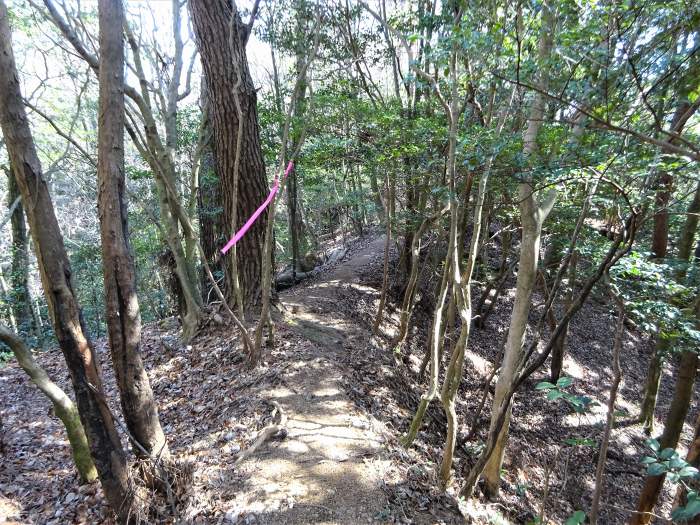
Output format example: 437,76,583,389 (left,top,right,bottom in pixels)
640,456,657,465
535,381,557,390
671,493,700,521
669,456,687,469
556,376,573,388
647,463,667,476
564,437,596,447
564,510,586,525
659,448,676,460
646,439,660,452
679,466,699,478
547,389,565,401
